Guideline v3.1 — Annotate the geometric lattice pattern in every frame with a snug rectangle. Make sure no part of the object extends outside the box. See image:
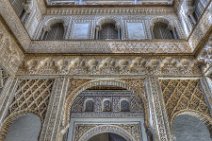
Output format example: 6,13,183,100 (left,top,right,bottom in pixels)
160,79,210,121
9,79,54,119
